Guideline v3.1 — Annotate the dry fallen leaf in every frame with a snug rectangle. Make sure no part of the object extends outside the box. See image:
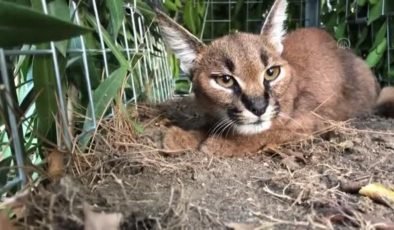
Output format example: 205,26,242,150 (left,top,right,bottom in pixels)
339,180,368,194
374,222,394,230
83,203,123,230
359,183,394,207
47,149,65,181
